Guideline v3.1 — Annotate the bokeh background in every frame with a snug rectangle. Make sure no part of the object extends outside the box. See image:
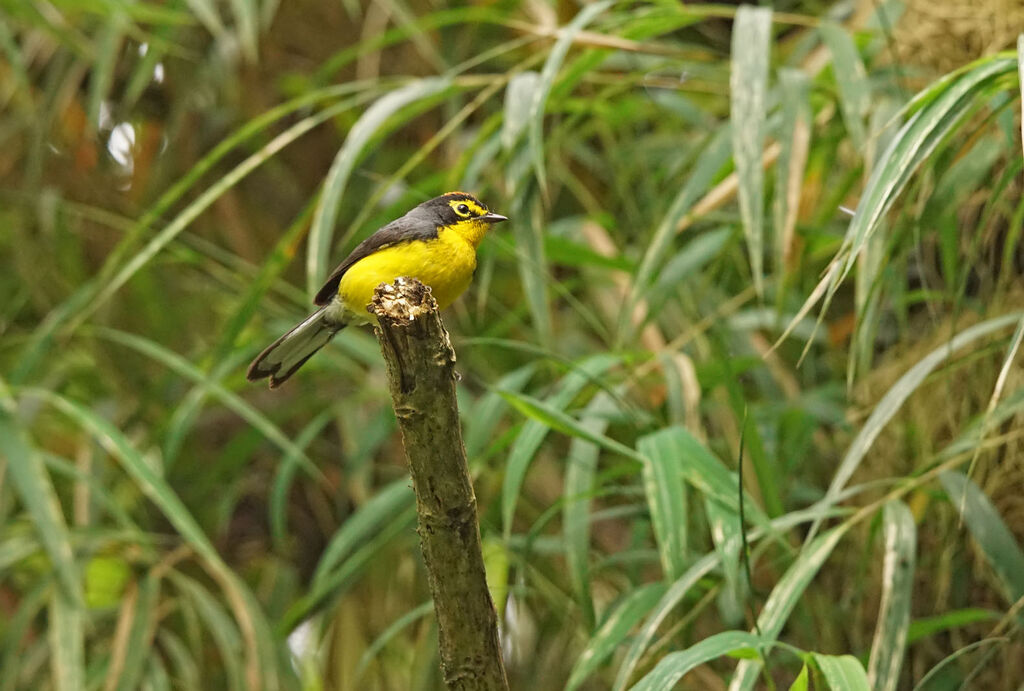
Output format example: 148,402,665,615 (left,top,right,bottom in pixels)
2,0,1024,689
